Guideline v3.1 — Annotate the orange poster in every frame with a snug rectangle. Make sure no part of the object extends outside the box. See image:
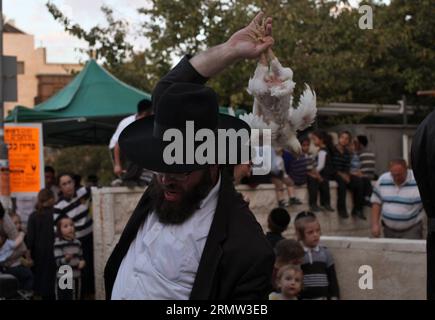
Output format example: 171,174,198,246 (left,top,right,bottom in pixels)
5,123,44,195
